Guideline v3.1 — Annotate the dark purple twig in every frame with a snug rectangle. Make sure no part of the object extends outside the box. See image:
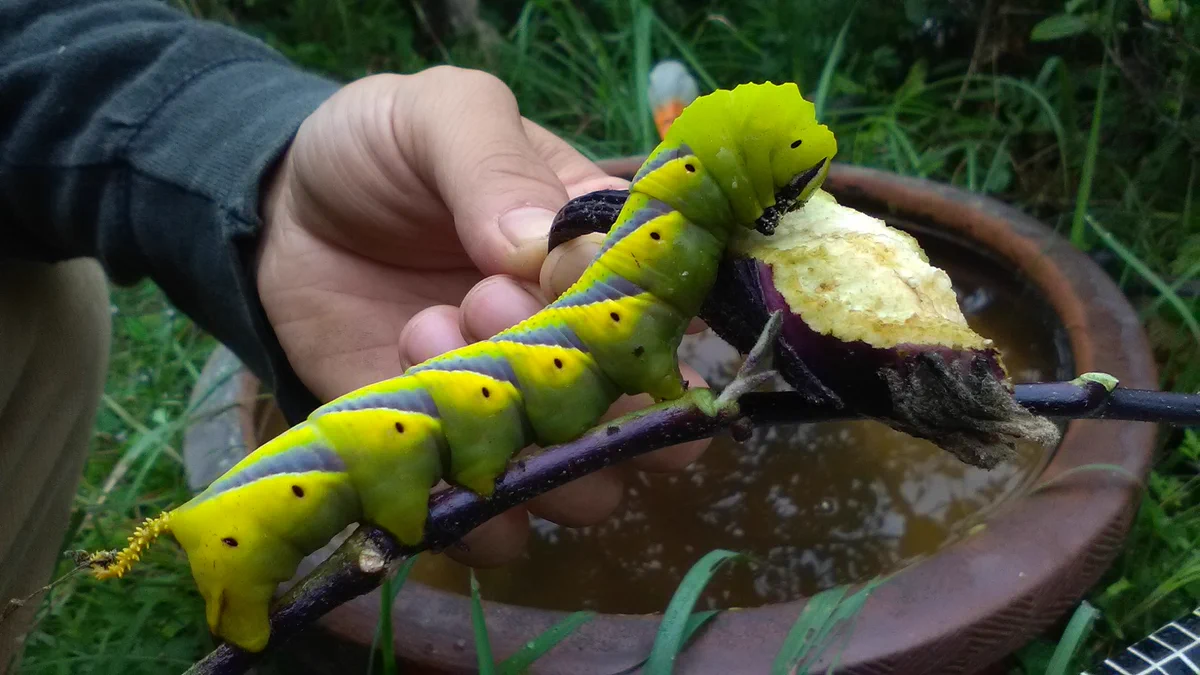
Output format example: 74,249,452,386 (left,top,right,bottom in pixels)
183,376,1199,675
1019,382,1200,424
739,377,1200,426
184,392,734,675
